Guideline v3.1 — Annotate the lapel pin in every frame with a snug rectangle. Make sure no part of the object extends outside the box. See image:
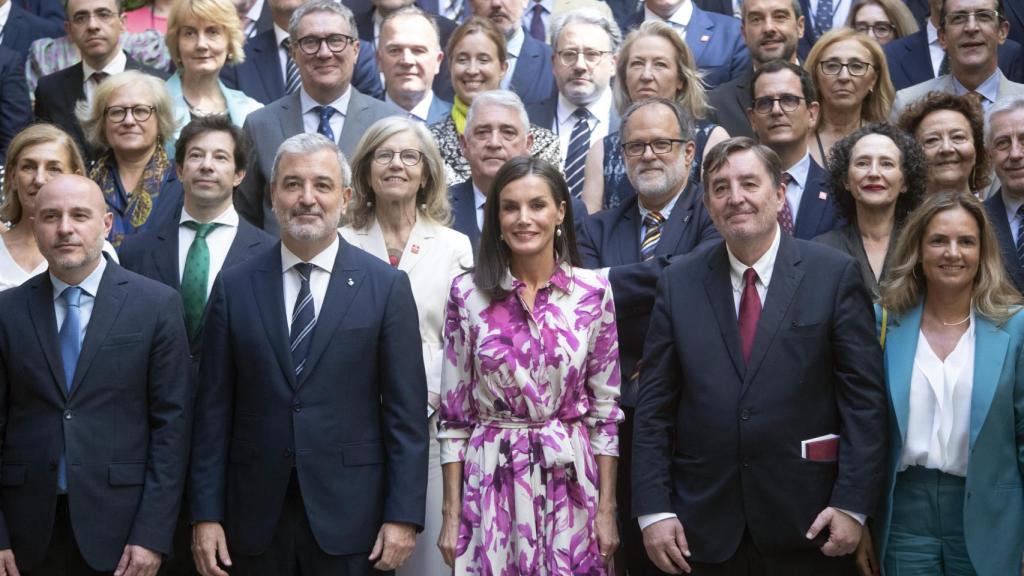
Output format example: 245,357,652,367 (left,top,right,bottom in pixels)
700,34,711,42
347,278,354,286
411,244,420,254
819,191,828,200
